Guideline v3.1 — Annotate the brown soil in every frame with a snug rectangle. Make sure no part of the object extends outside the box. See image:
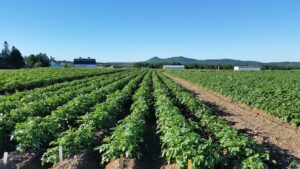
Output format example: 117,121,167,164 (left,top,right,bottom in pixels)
134,110,165,169
0,151,46,169
52,129,108,169
105,158,137,169
53,150,100,169
164,73,300,168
